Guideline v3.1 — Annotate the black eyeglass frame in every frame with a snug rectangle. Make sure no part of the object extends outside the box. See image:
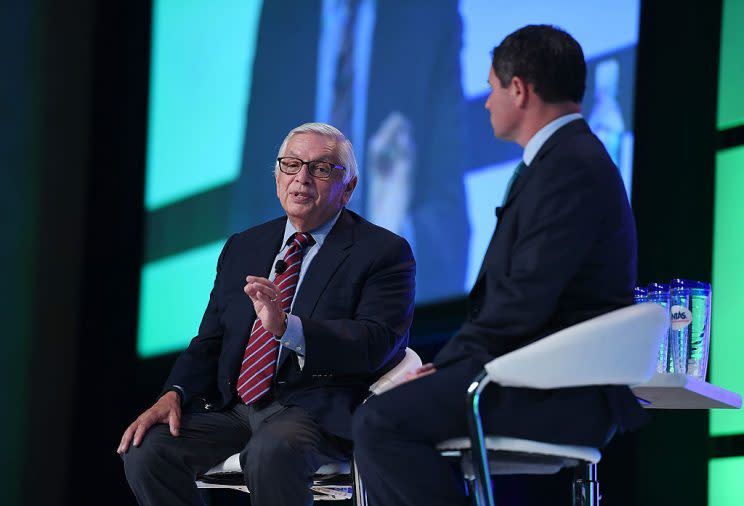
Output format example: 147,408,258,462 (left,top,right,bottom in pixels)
276,157,347,180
